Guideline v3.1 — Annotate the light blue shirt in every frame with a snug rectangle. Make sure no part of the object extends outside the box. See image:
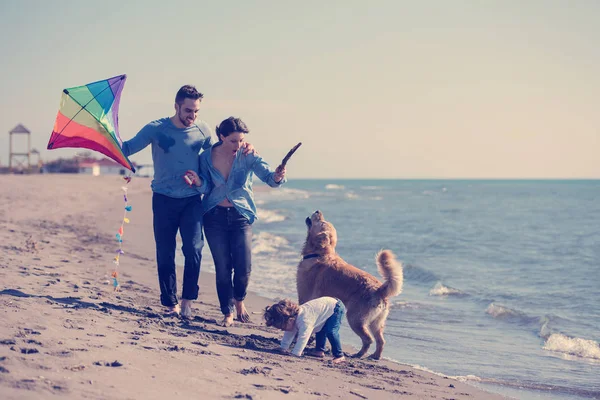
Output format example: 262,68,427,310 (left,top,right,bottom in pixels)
199,143,286,224
122,117,212,198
